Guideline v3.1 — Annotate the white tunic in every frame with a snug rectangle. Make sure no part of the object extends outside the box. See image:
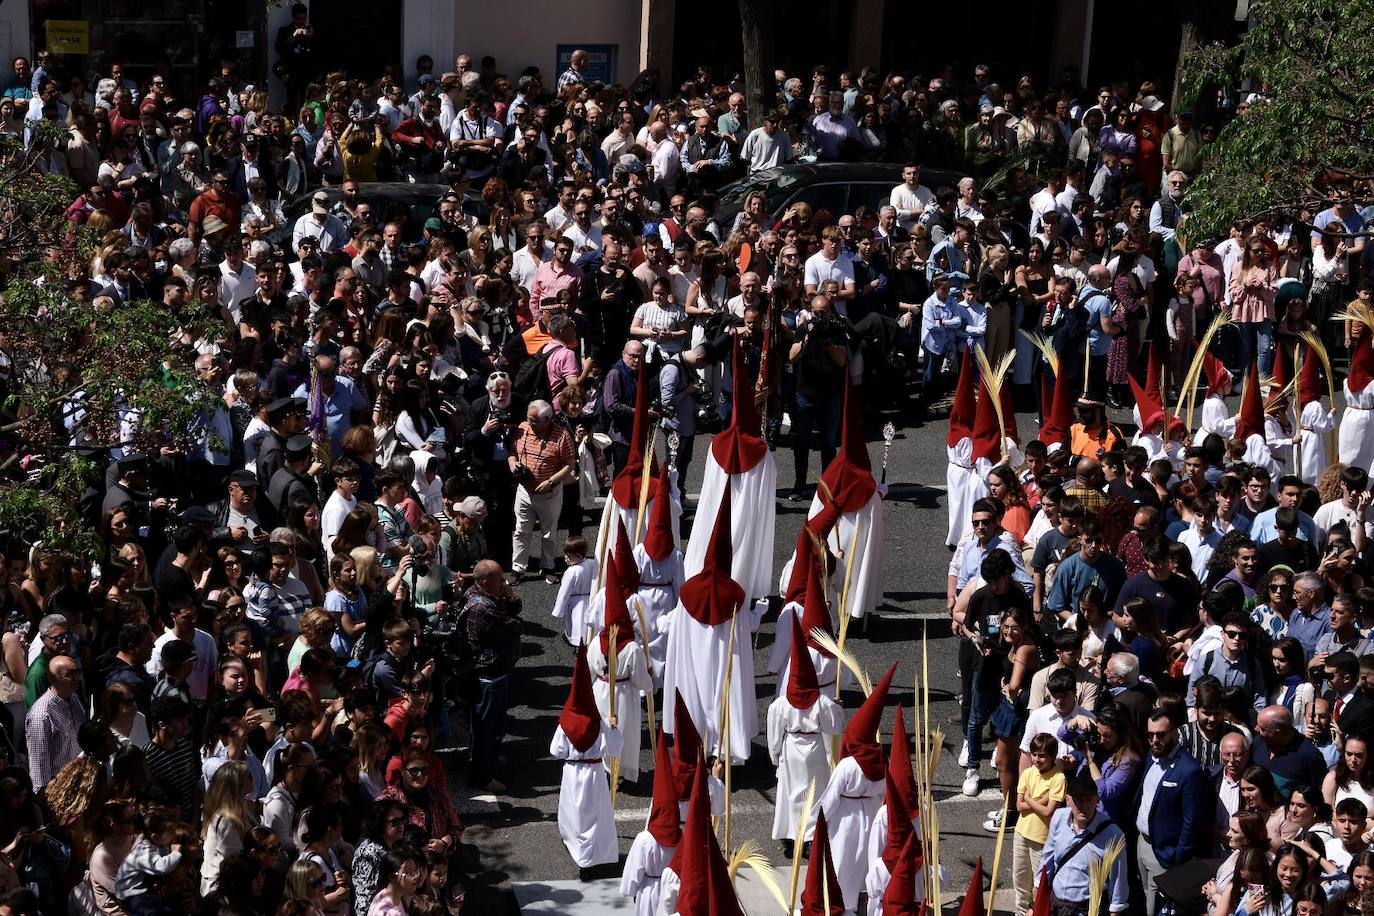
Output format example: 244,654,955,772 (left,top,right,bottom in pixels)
1340,379,1374,473
765,601,847,698
593,480,683,593
684,453,778,606
1264,415,1298,472
660,598,767,763
1297,401,1336,485
552,558,598,645
767,693,845,840
551,724,624,867
621,831,674,916
945,438,987,549
632,546,685,682
589,638,654,781
805,490,886,620
1197,394,1236,441
814,756,885,910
